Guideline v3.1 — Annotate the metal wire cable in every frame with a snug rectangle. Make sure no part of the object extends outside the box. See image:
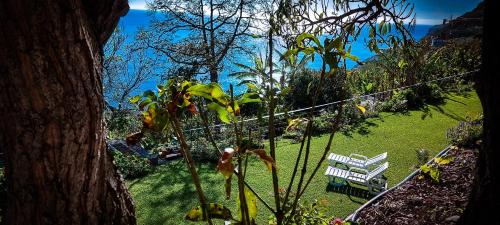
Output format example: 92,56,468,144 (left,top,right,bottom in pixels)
185,69,479,132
